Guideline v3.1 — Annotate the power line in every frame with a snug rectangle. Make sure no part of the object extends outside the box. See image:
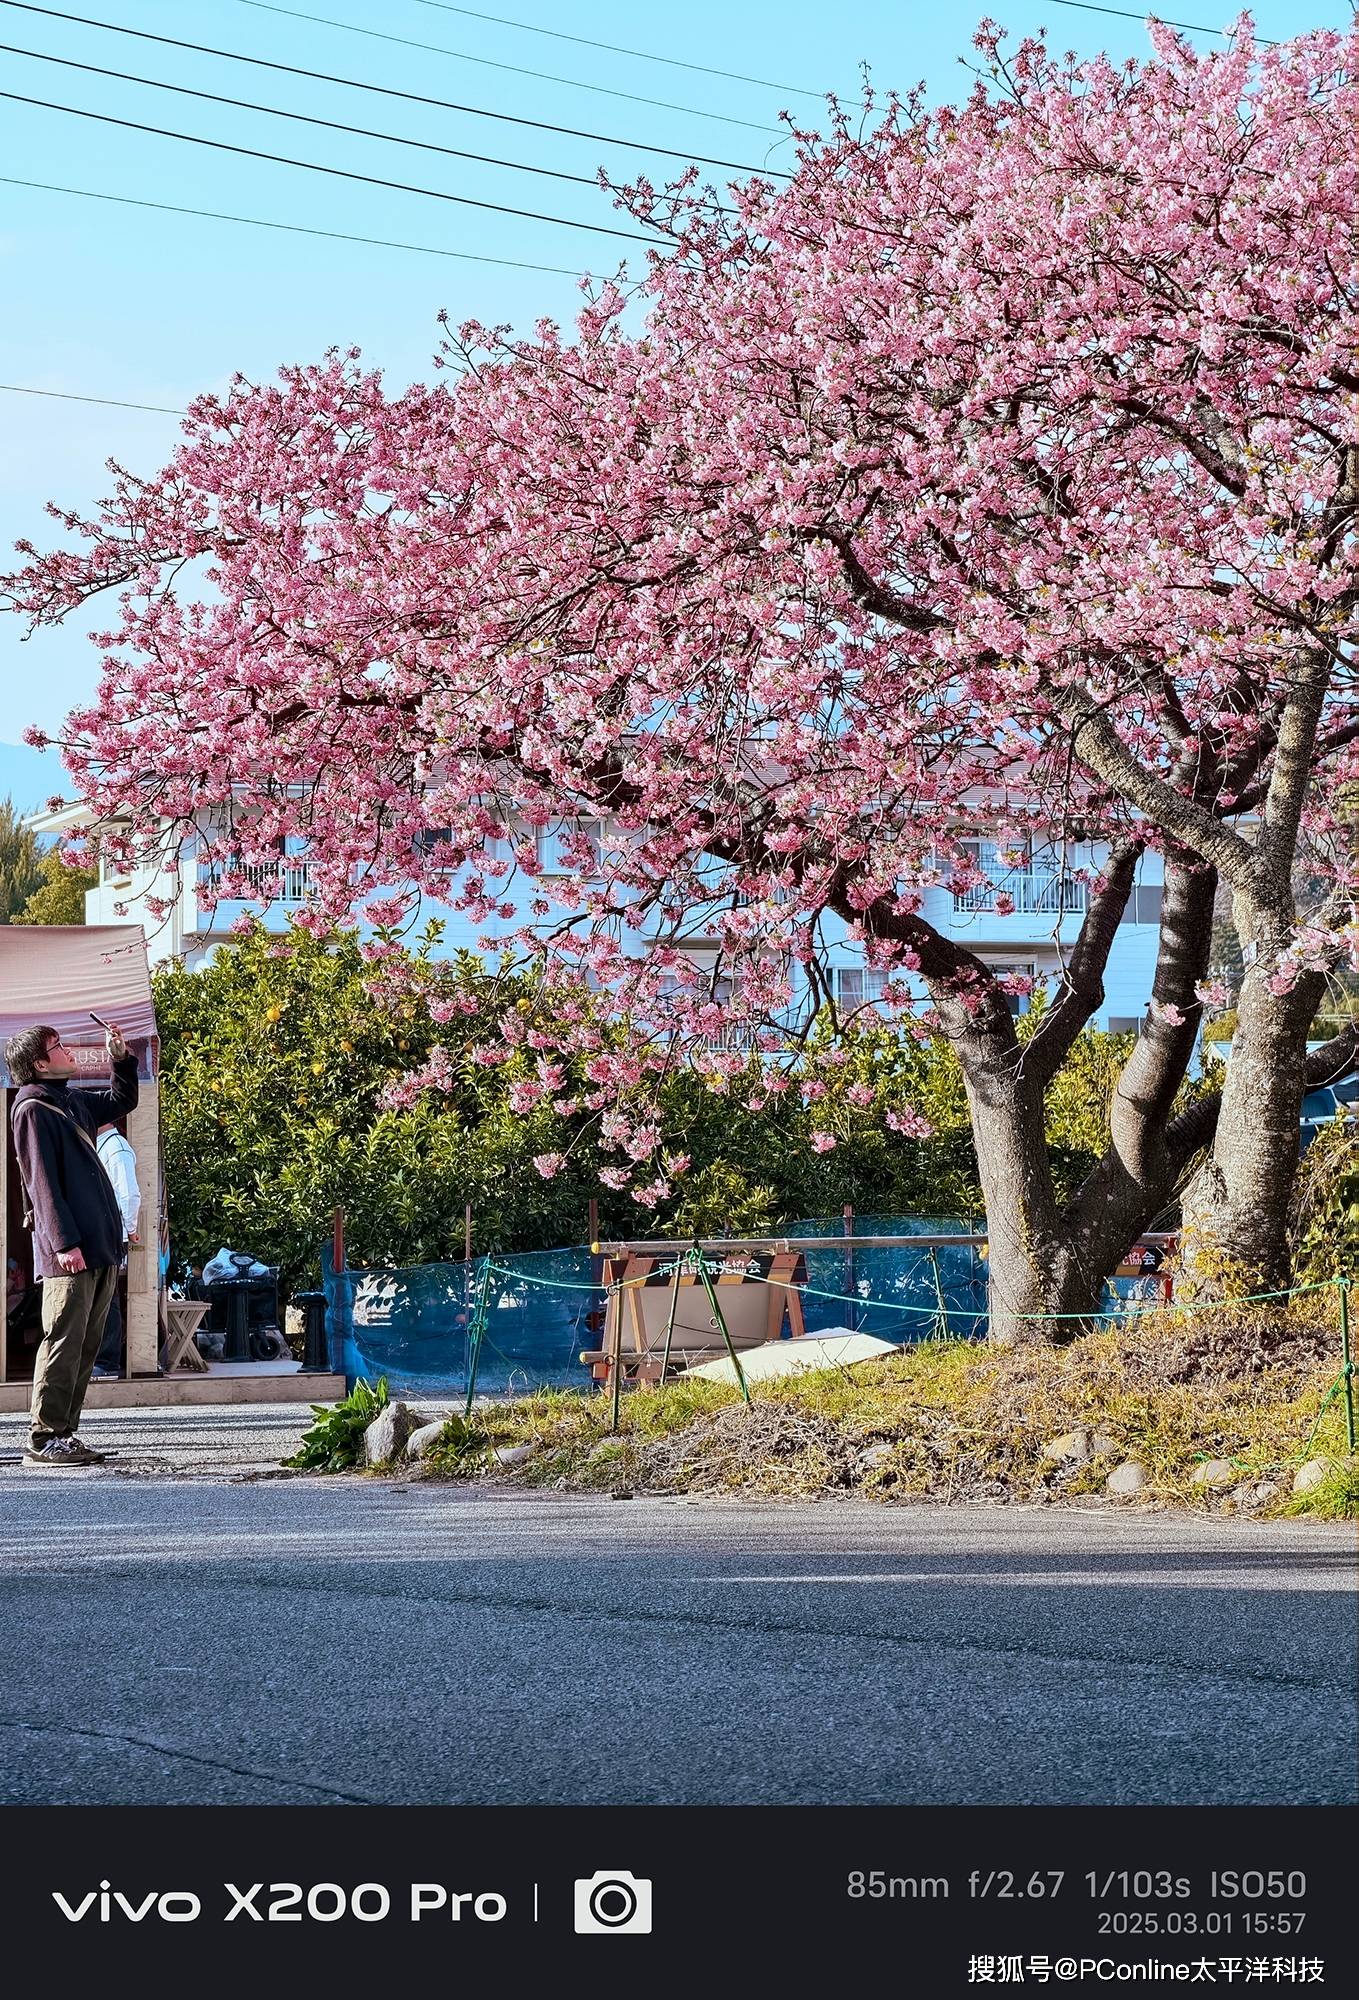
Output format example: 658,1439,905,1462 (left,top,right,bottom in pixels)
0,382,185,414
236,0,787,134
0,174,586,276
0,5,790,171
0,91,670,245
1042,1,1279,46
415,1,826,98
2,41,618,192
